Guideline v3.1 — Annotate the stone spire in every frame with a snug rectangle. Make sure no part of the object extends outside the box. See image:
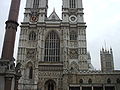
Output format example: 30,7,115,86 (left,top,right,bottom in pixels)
1,0,21,60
